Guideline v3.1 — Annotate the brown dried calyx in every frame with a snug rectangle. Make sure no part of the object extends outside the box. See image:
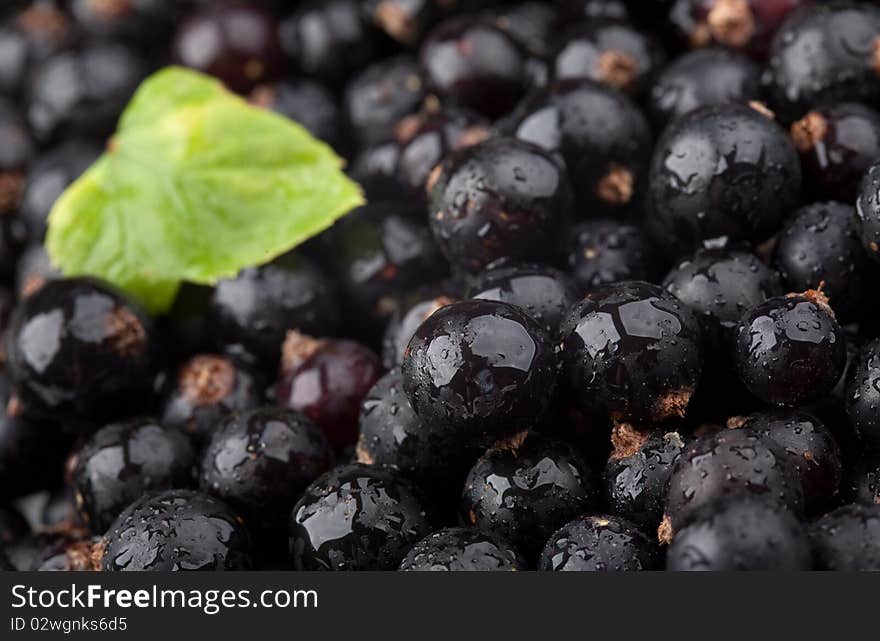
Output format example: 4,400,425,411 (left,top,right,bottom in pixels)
657,515,674,545
281,330,325,377
610,422,650,460
873,36,880,76
17,2,69,40
707,0,755,48
791,111,828,152
355,436,375,465
85,0,134,21
596,165,634,205
374,0,418,45
652,386,693,421
596,50,639,91
0,172,25,215
748,101,775,120
726,415,749,430
787,283,834,317
180,355,236,406
50,539,105,571
492,430,529,456
104,306,147,358
249,84,276,109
